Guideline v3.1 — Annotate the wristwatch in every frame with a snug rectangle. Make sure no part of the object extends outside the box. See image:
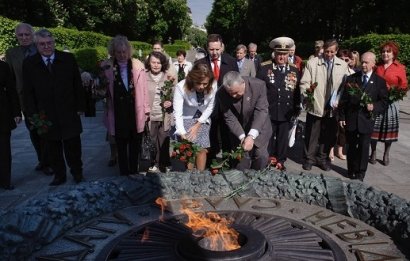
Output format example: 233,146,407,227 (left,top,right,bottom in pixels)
247,134,256,140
